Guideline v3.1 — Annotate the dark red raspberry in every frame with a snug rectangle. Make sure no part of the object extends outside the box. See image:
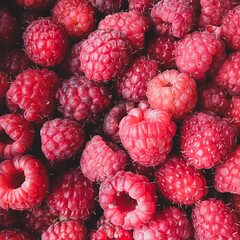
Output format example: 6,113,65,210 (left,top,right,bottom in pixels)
0,155,49,210
52,0,95,40
115,56,159,102
180,111,238,169
147,69,197,120
23,18,69,67
20,11,41,29
99,171,157,230
98,11,150,53
6,68,60,124
46,168,96,220
133,207,192,240
154,154,208,205
0,72,10,106
15,0,55,11
0,207,19,228
151,0,196,38
119,108,176,166
41,220,87,240
56,75,111,124
129,0,160,15
146,36,177,69
192,198,240,240
0,229,33,240
89,0,126,14
0,114,35,160
80,29,131,82
231,194,240,217
80,135,128,182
